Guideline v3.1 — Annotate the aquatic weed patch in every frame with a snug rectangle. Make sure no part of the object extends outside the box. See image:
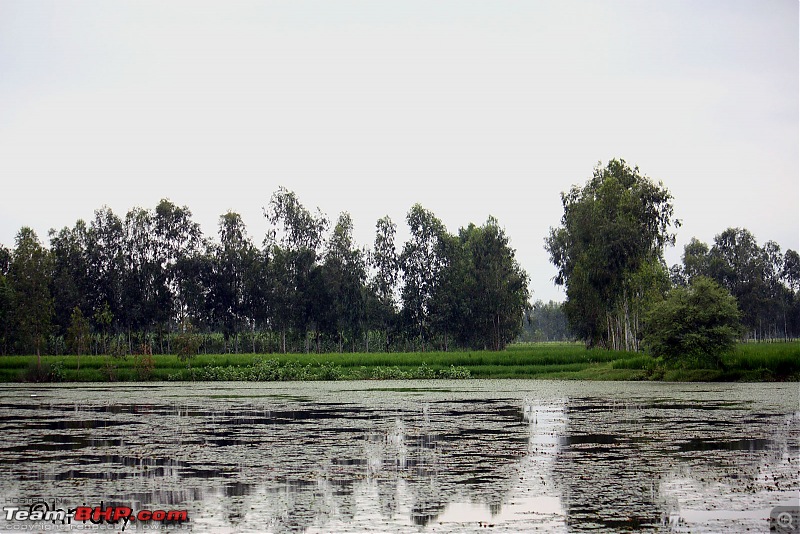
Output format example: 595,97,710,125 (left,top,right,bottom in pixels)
171,358,472,382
